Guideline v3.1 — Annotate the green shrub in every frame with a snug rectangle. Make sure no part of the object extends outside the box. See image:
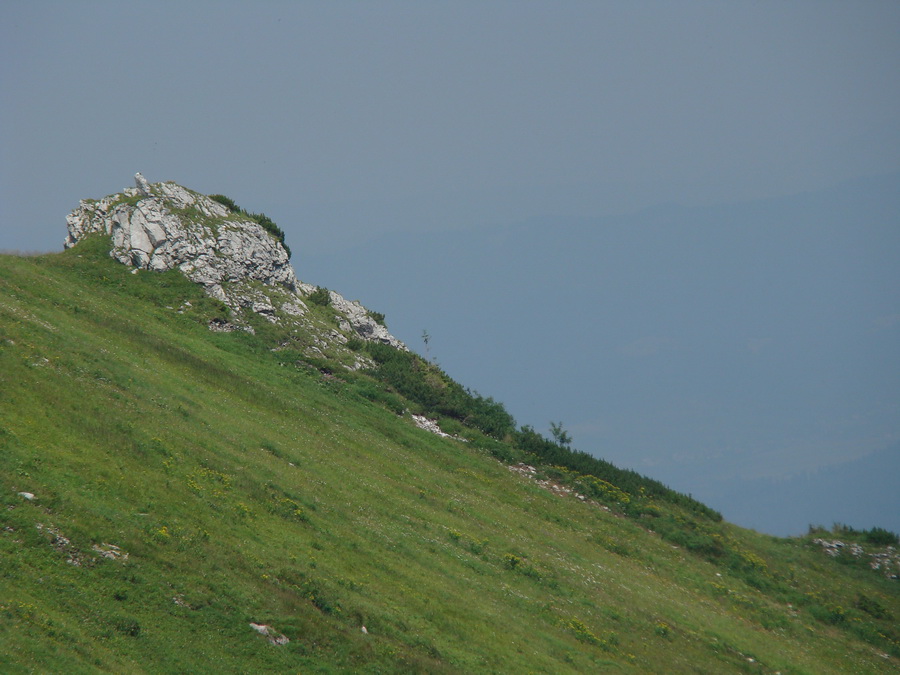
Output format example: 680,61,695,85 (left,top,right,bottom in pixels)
364,342,516,438
208,194,239,212
855,593,891,620
351,380,406,416
208,193,292,259
114,617,141,637
864,527,899,546
367,310,386,327
513,426,721,521
308,287,332,307
811,603,847,625
502,553,523,570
